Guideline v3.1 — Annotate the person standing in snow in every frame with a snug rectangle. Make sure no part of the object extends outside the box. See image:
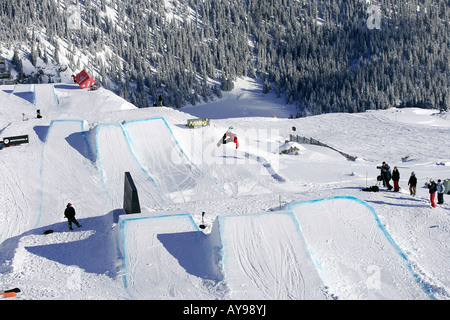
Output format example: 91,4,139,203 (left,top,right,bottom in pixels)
408,172,417,196
158,94,163,107
437,179,445,204
392,166,400,192
425,179,437,208
64,203,82,230
379,162,392,190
